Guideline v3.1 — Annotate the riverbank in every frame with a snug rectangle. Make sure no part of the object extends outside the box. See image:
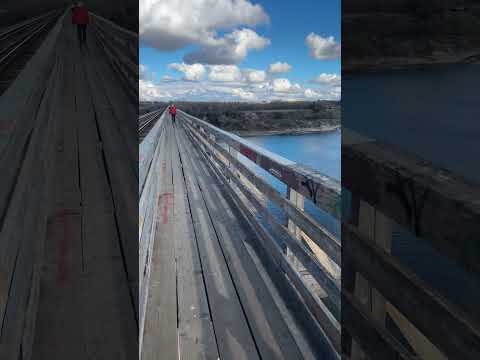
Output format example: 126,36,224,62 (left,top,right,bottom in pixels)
344,50,480,73
236,125,340,137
